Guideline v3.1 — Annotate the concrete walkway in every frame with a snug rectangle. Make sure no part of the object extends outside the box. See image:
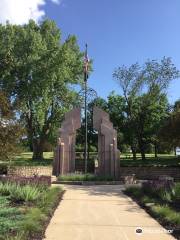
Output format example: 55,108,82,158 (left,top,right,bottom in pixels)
44,185,175,240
